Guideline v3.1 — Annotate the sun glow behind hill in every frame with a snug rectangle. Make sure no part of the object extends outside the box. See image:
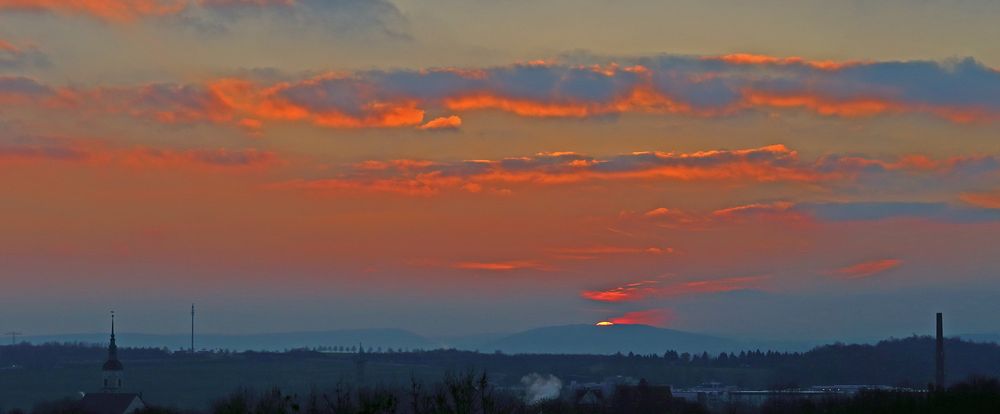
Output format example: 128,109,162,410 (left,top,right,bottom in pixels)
595,321,615,326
